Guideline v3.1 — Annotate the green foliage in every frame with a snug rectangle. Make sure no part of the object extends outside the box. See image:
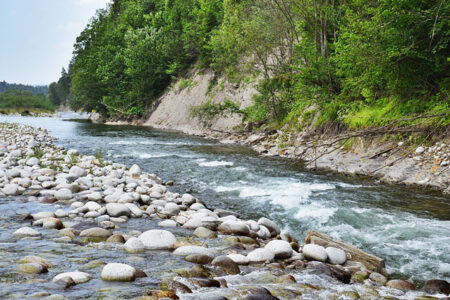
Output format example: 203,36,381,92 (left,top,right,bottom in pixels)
48,68,71,106
0,89,54,111
69,0,224,118
32,146,44,159
190,99,243,127
0,81,48,96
